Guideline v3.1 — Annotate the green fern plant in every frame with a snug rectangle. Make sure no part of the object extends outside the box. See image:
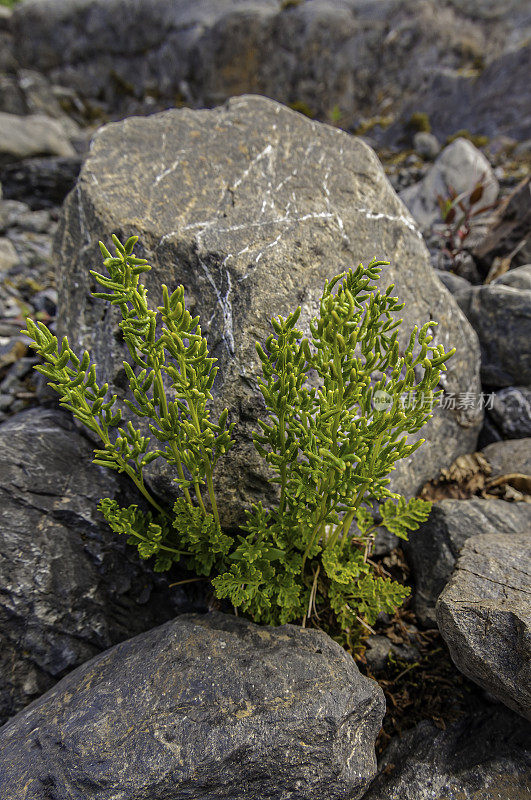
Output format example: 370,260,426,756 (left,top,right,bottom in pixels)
24,234,454,646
